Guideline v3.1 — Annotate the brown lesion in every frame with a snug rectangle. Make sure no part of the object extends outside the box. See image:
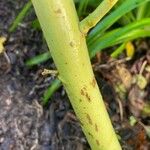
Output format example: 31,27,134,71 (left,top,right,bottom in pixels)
80,88,85,96
96,139,100,146
83,86,86,90
80,86,86,96
87,19,94,28
80,87,91,102
90,78,96,88
69,41,75,47
86,113,93,125
79,120,84,126
54,8,62,14
95,123,98,132
85,92,91,102
109,0,114,3
88,132,94,138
